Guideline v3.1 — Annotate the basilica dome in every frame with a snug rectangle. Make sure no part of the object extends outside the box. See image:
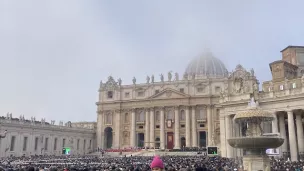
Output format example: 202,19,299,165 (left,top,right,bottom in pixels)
185,52,228,77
